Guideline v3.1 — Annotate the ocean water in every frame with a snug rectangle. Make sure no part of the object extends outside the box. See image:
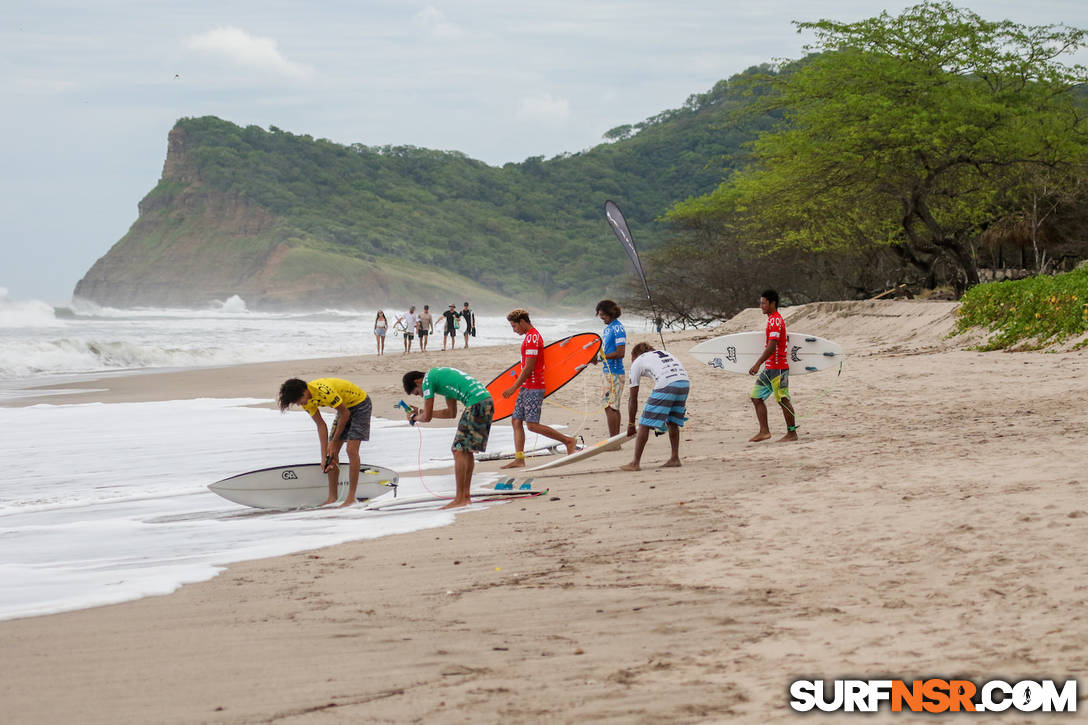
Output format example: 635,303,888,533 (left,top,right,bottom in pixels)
0,290,598,398
0,288,609,621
